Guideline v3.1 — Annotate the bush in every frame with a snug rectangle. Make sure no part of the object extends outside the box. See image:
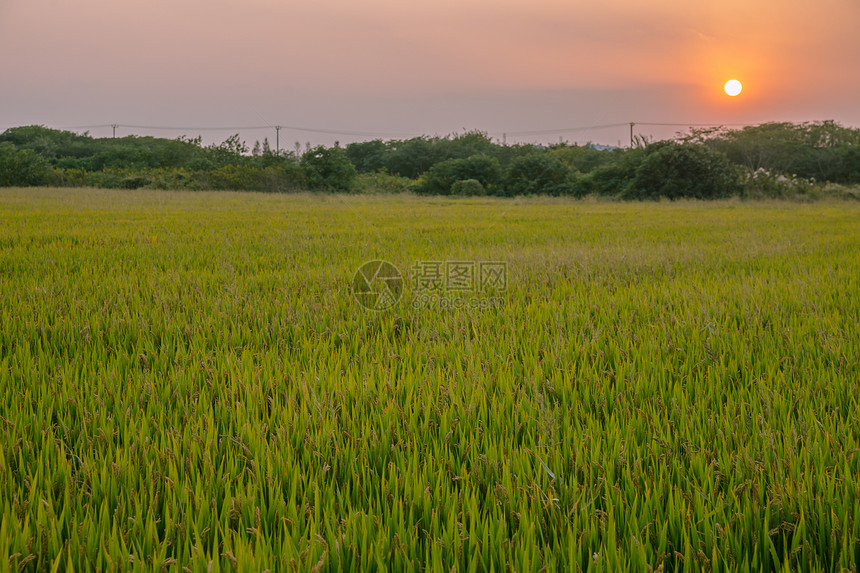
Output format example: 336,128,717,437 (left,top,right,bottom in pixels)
572,148,647,197
354,171,413,194
300,145,357,192
741,168,815,199
451,178,485,196
501,153,575,197
385,136,454,178
836,145,860,184
205,134,249,169
623,143,742,200
147,167,201,191
697,121,860,184
346,140,388,173
446,131,498,159
82,168,150,189
205,164,302,192
548,144,619,174
55,168,90,187
413,155,501,195
0,143,54,186
120,174,149,189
